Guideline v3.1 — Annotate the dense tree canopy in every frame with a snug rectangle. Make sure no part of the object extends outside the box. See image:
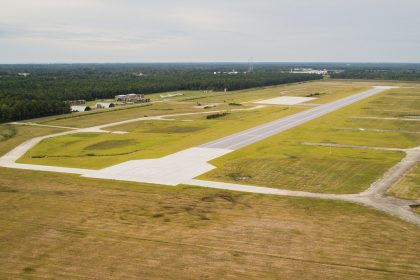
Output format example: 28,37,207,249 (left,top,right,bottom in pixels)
330,69,420,81
0,64,322,122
